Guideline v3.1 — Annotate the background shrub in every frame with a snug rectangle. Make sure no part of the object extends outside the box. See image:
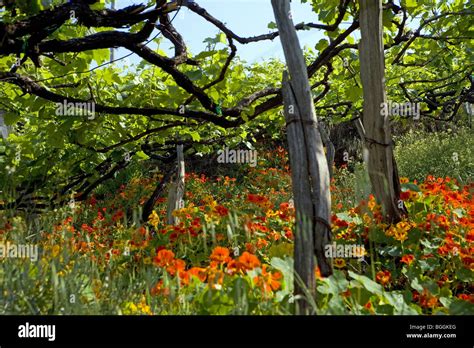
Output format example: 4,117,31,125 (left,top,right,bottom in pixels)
394,127,473,183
